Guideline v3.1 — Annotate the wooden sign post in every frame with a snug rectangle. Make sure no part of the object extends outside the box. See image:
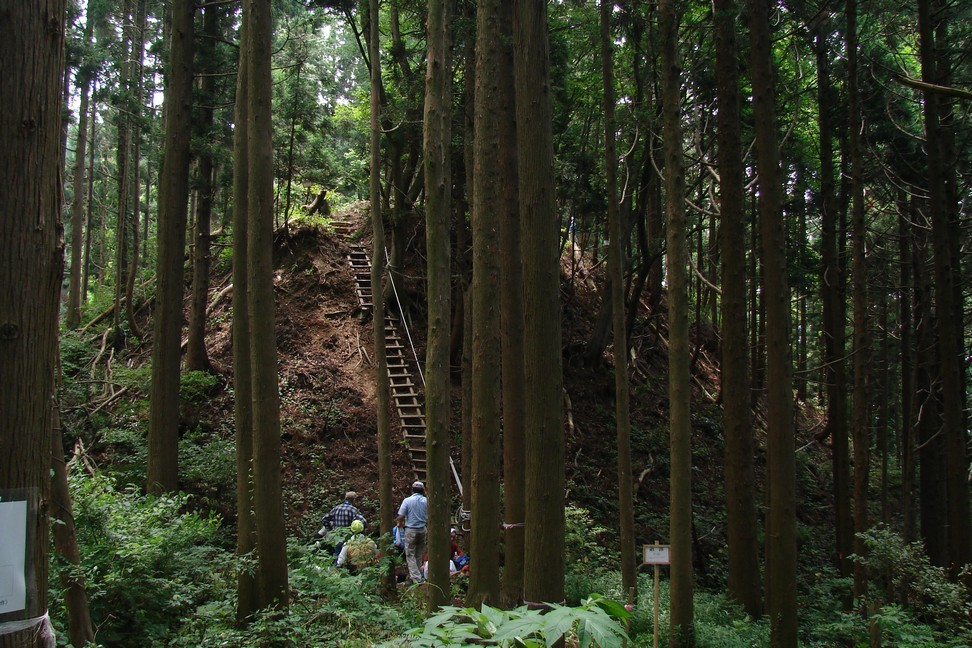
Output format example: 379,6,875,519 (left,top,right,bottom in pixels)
642,542,671,648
